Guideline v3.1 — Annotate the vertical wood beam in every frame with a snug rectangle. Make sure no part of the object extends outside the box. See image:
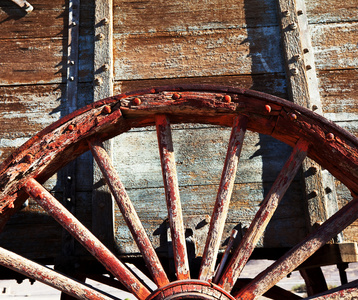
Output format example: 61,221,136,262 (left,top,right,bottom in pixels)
92,0,114,249
276,0,340,235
